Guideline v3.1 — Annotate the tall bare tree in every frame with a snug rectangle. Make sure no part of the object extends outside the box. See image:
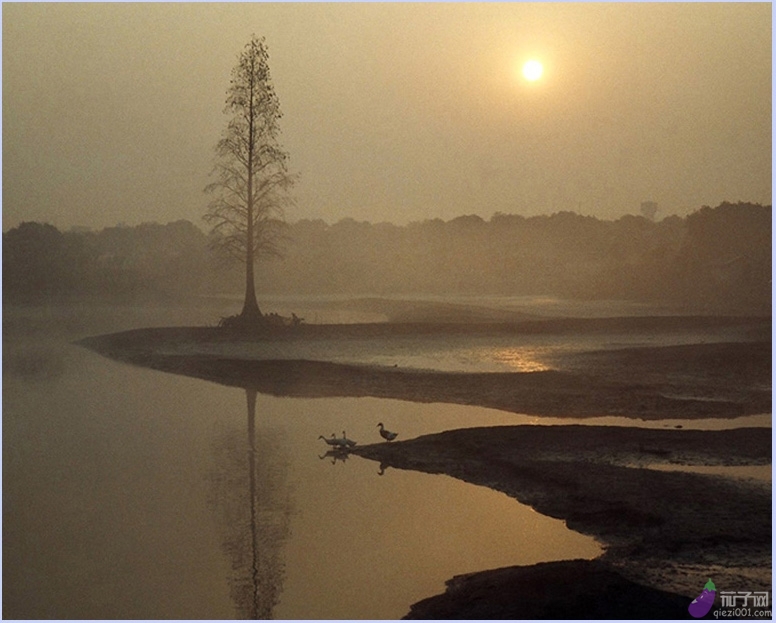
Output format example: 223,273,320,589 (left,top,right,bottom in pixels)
205,35,294,322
